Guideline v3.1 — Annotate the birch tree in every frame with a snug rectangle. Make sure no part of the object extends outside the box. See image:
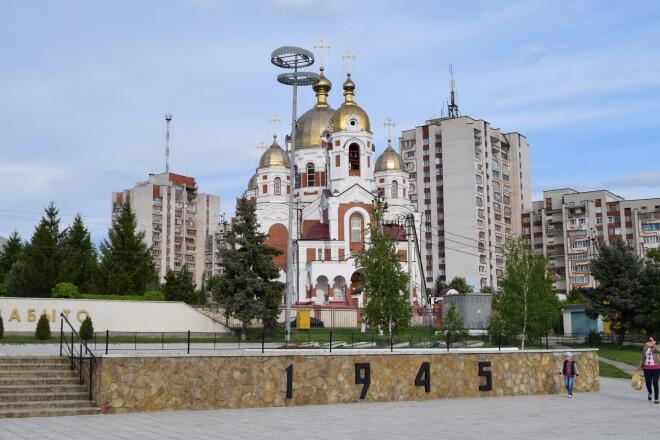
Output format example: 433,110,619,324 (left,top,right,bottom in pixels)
489,236,560,349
